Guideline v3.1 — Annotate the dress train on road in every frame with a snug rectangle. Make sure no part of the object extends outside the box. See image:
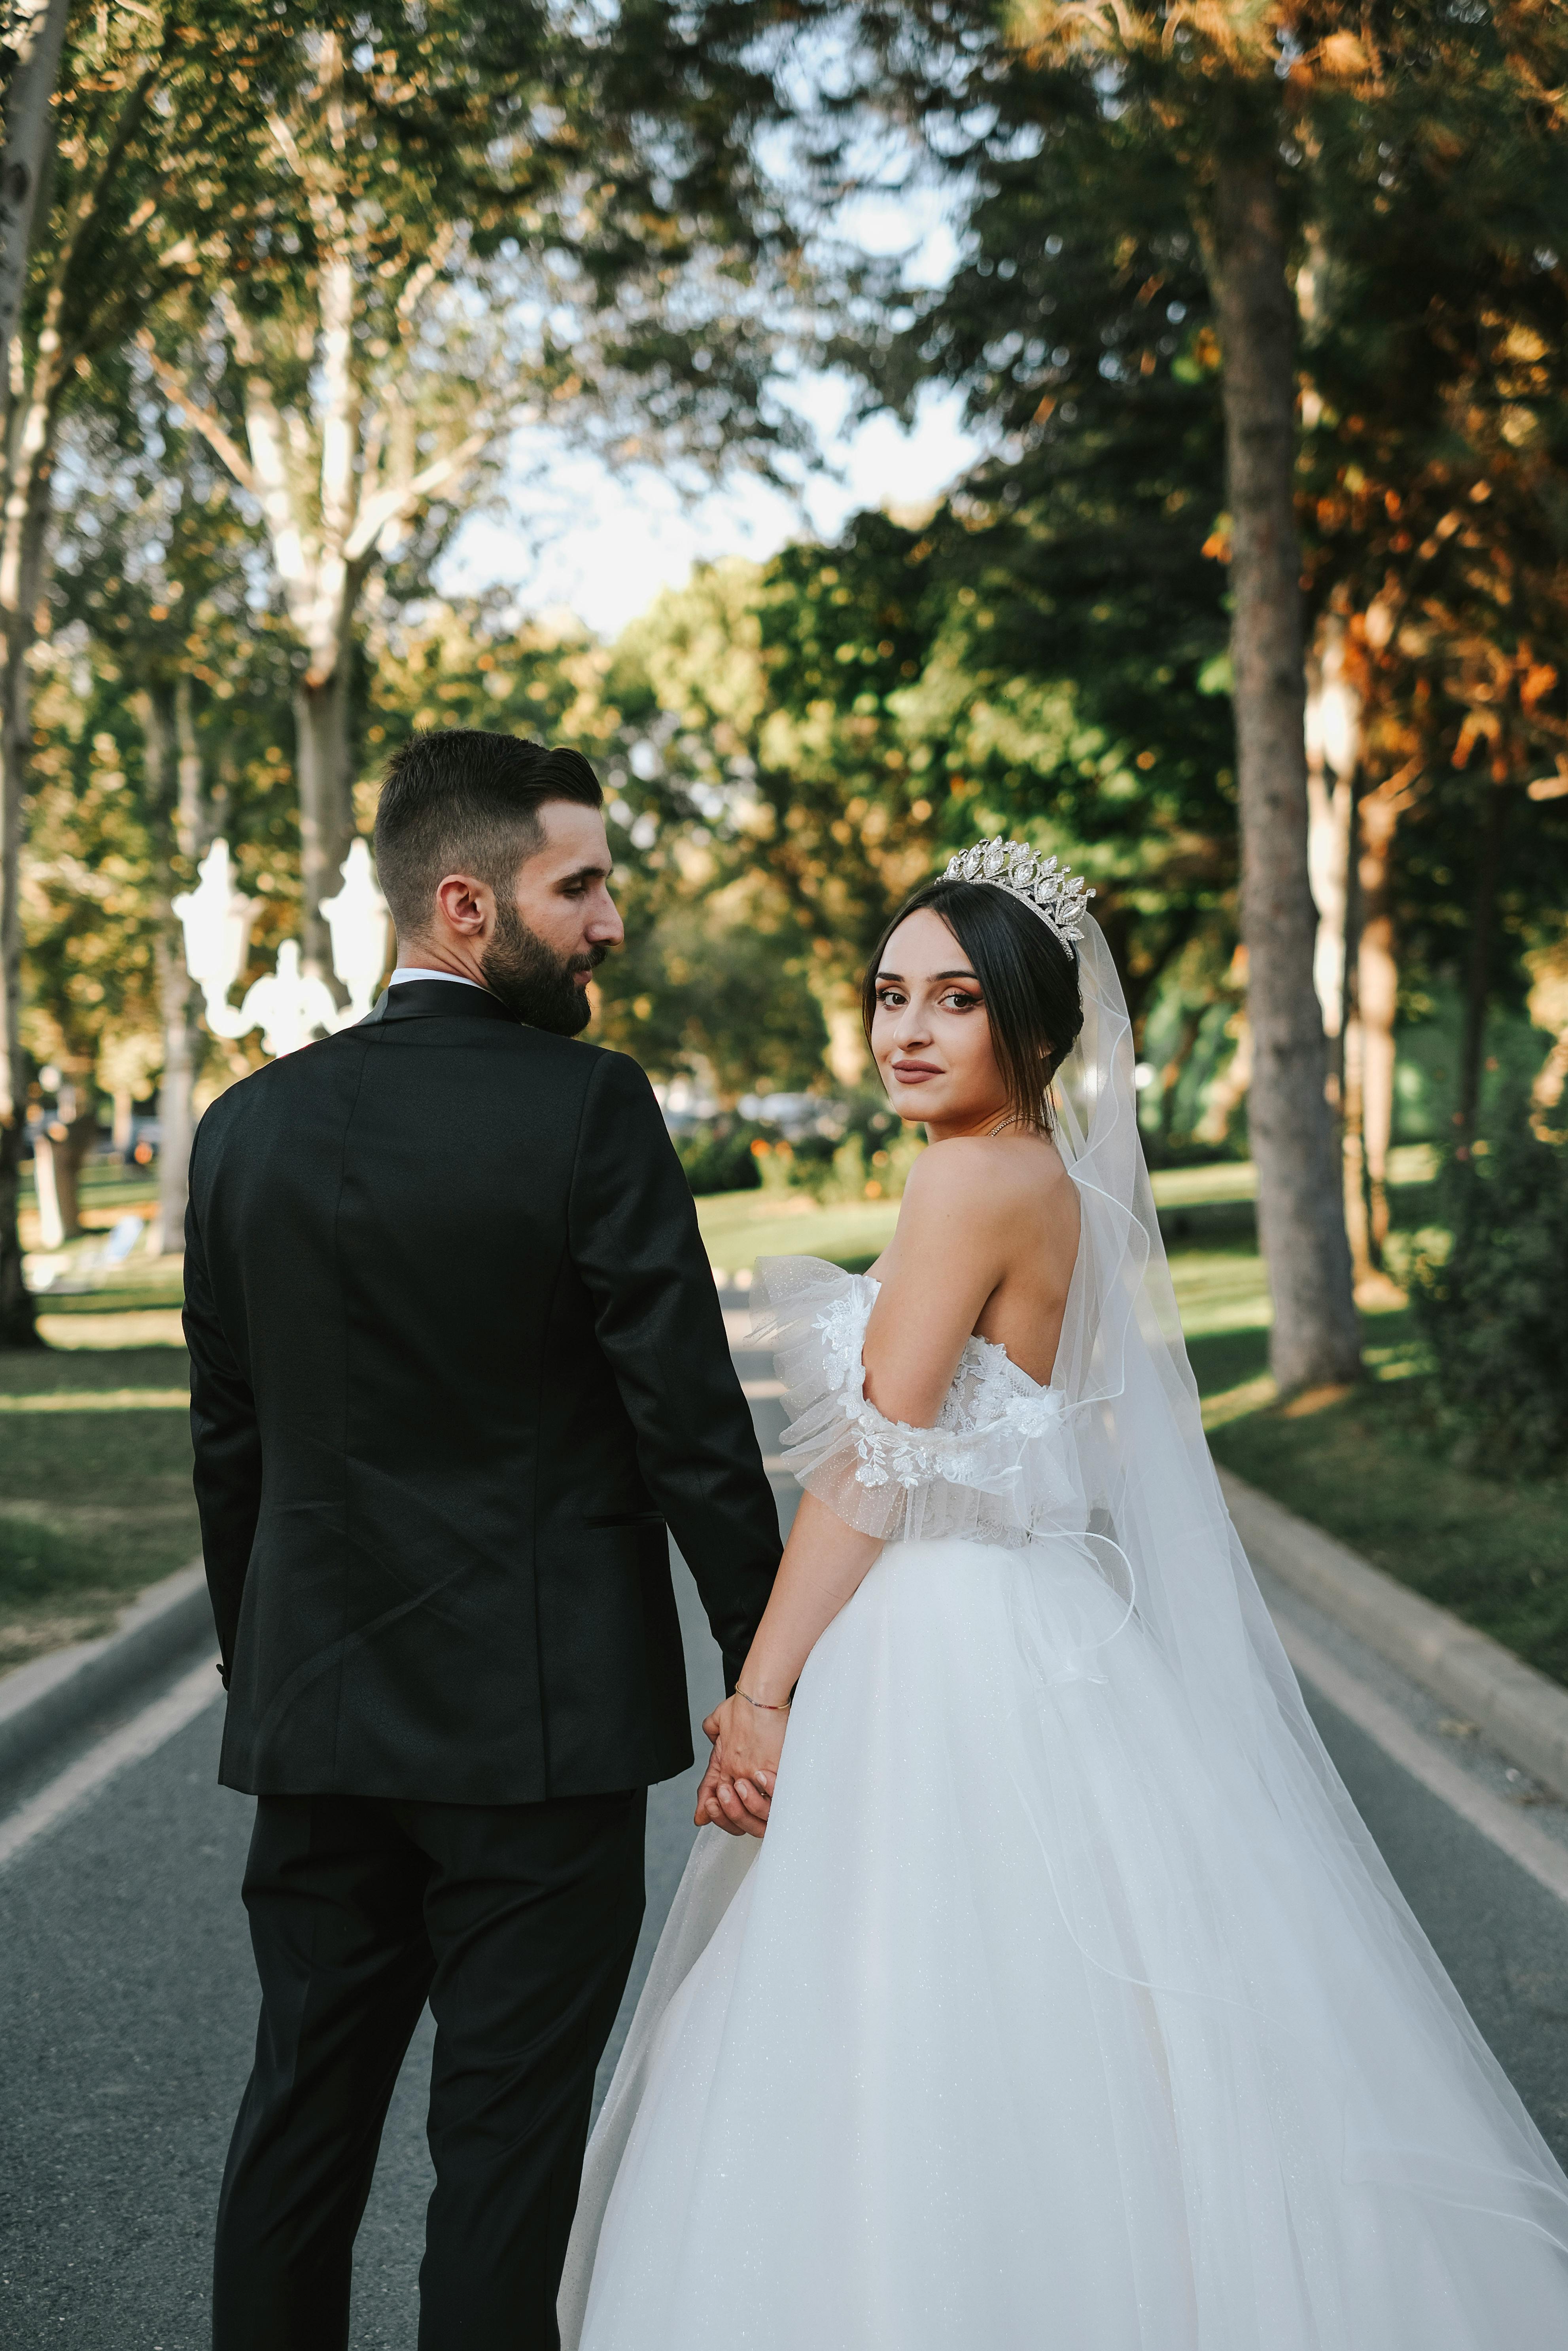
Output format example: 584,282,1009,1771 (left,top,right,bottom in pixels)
563,1512,1568,2349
